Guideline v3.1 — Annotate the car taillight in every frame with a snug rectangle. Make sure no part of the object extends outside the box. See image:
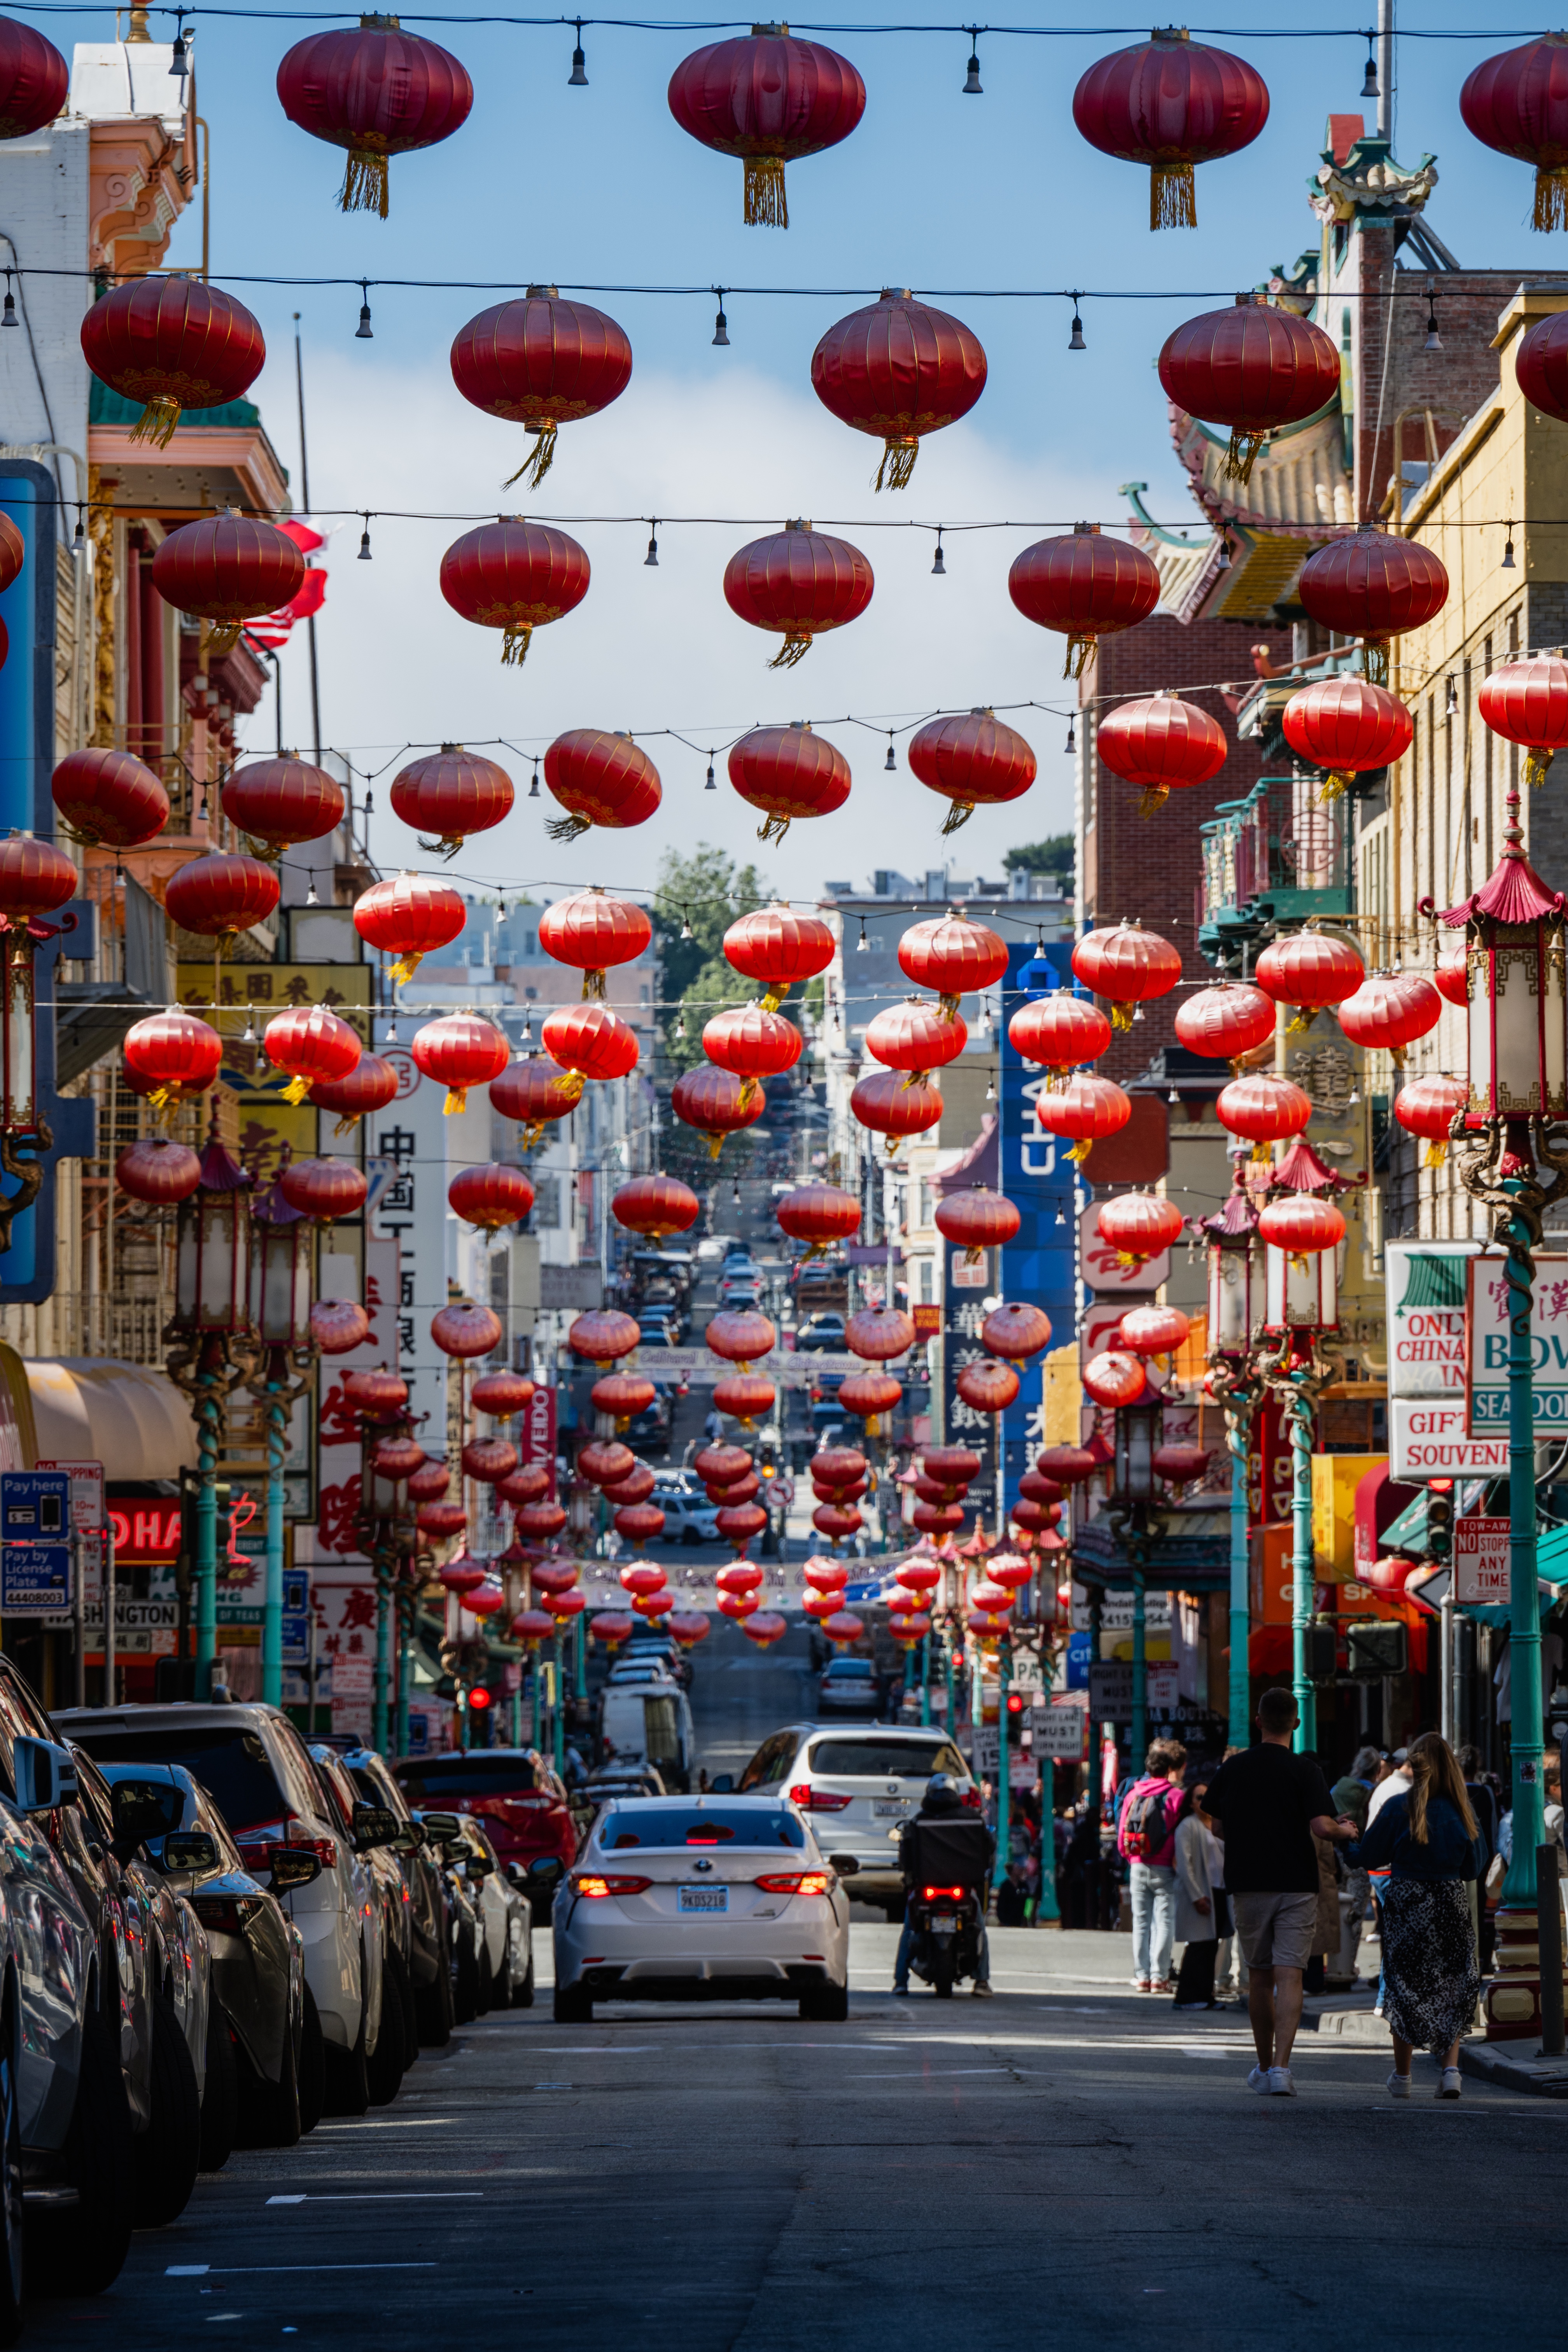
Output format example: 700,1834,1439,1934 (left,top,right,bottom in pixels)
754,1872,833,1896
921,1885,967,1900
233,1820,289,1866
960,1788,983,1811
572,1874,651,1898
285,1829,338,1869
788,1785,851,1812
192,1895,264,1935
